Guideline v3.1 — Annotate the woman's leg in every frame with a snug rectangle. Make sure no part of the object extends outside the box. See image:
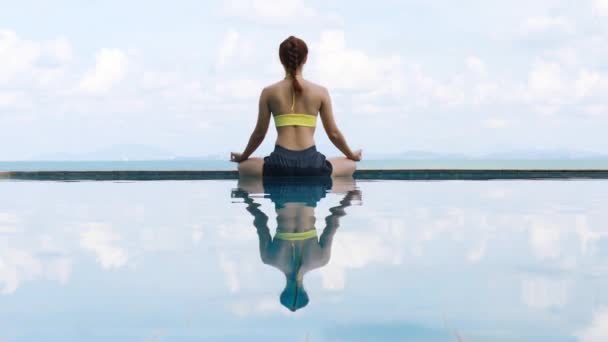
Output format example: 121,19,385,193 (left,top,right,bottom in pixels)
329,176,356,193
237,157,264,177
328,157,356,177
237,176,264,193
